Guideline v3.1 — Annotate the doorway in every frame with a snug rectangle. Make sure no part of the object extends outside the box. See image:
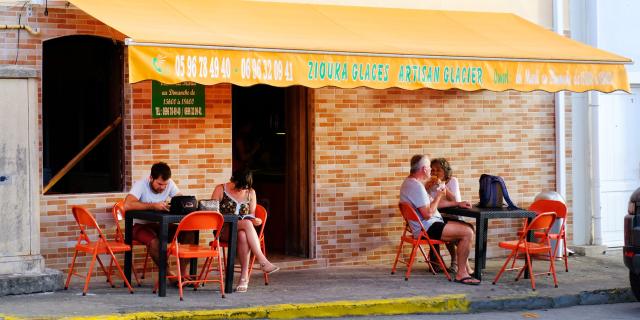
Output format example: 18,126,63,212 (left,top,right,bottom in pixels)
232,85,310,258
598,86,640,246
